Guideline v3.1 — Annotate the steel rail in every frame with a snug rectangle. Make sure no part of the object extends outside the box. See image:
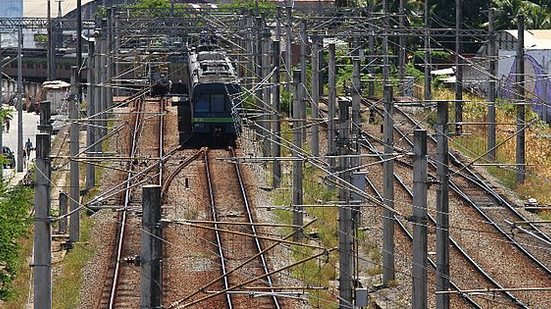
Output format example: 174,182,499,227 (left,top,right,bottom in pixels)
360,133,527,308
204,150,233,309
394,106,551,246
361,167,486,308
229,147,281,309
108,97,146,309
386,106,551,276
